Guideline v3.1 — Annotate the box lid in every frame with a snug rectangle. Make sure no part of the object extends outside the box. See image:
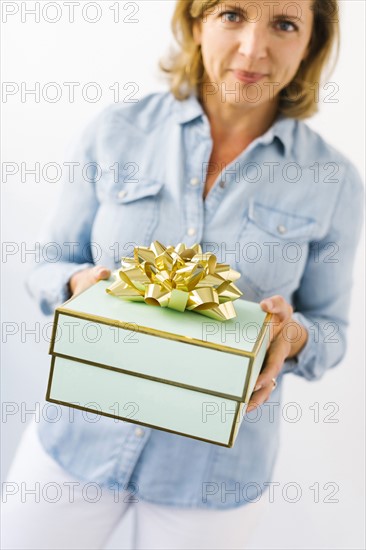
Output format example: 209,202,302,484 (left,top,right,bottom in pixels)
58,279,269,356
